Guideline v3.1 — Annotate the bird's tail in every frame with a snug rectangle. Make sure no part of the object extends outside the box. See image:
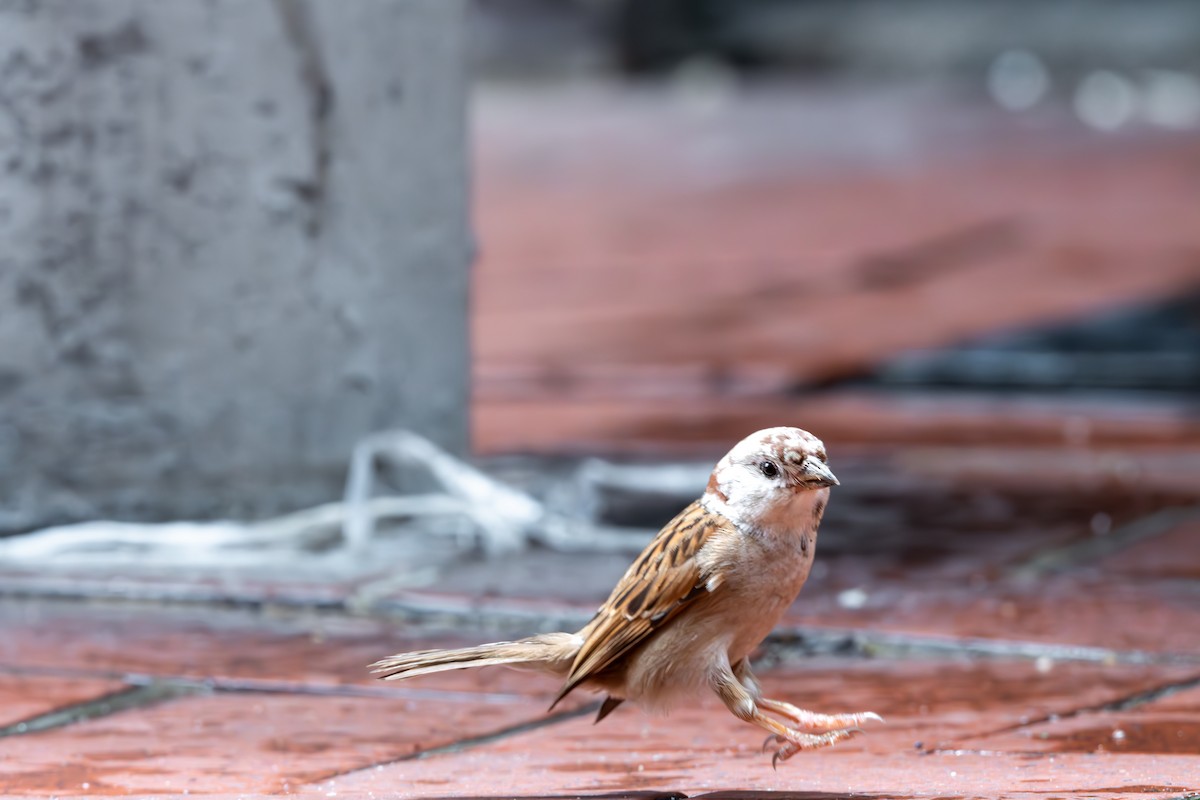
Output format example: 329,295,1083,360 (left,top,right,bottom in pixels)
369,632,579,681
